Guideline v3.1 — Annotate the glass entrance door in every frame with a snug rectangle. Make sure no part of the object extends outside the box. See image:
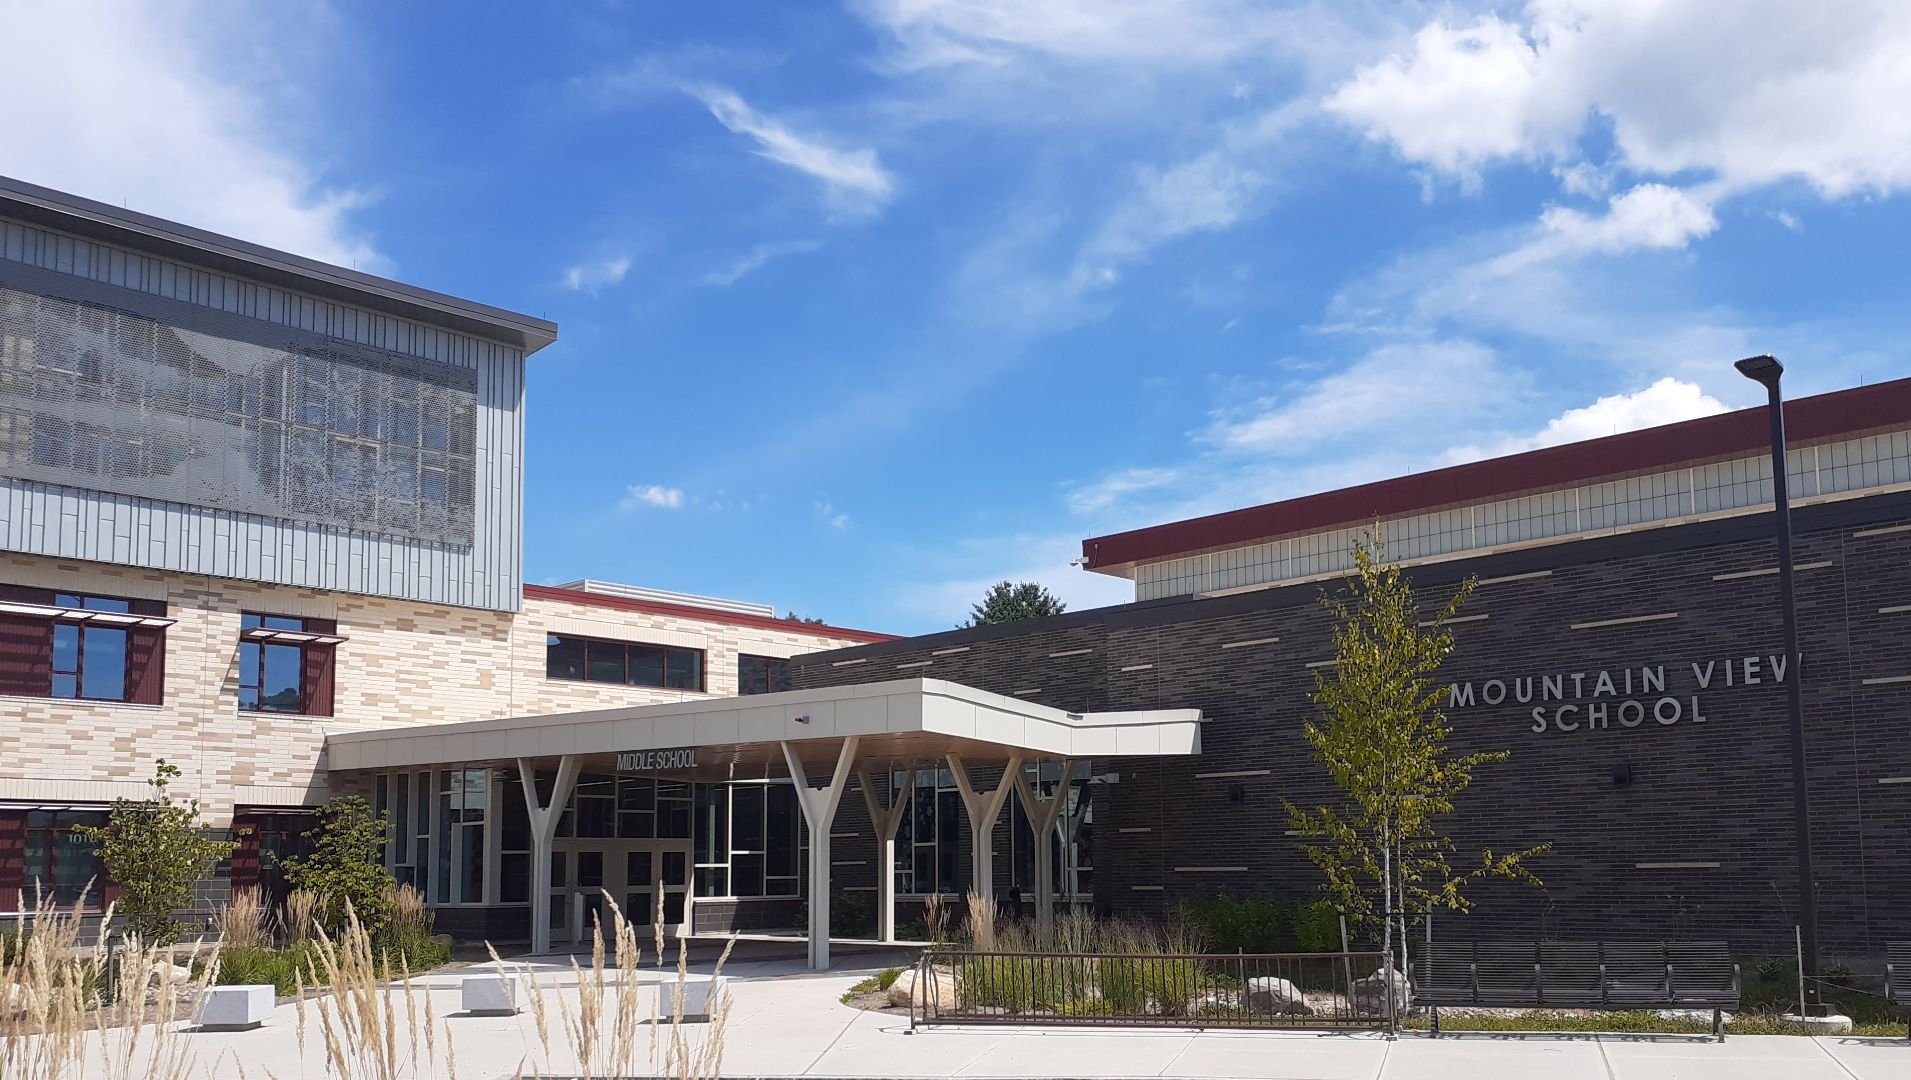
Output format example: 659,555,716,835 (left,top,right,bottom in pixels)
623,843,692,939
553,841,693,946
